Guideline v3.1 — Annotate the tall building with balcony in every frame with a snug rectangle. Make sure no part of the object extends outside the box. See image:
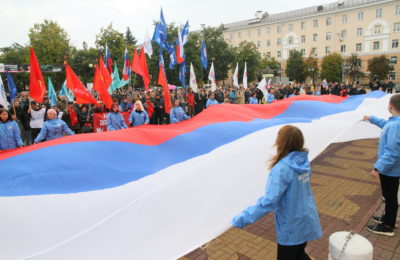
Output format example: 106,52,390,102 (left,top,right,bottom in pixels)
223,0,400,84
